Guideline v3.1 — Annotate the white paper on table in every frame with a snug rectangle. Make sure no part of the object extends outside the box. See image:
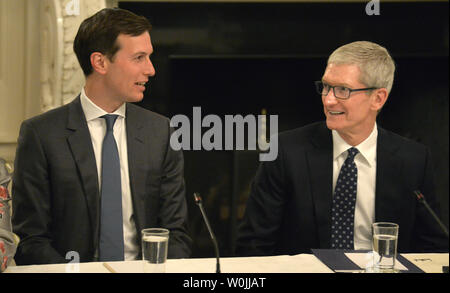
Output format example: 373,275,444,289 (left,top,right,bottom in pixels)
344,252,408,271
166,255,333,273
105,255,335,273
401,253,449,273
106,260,144,273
